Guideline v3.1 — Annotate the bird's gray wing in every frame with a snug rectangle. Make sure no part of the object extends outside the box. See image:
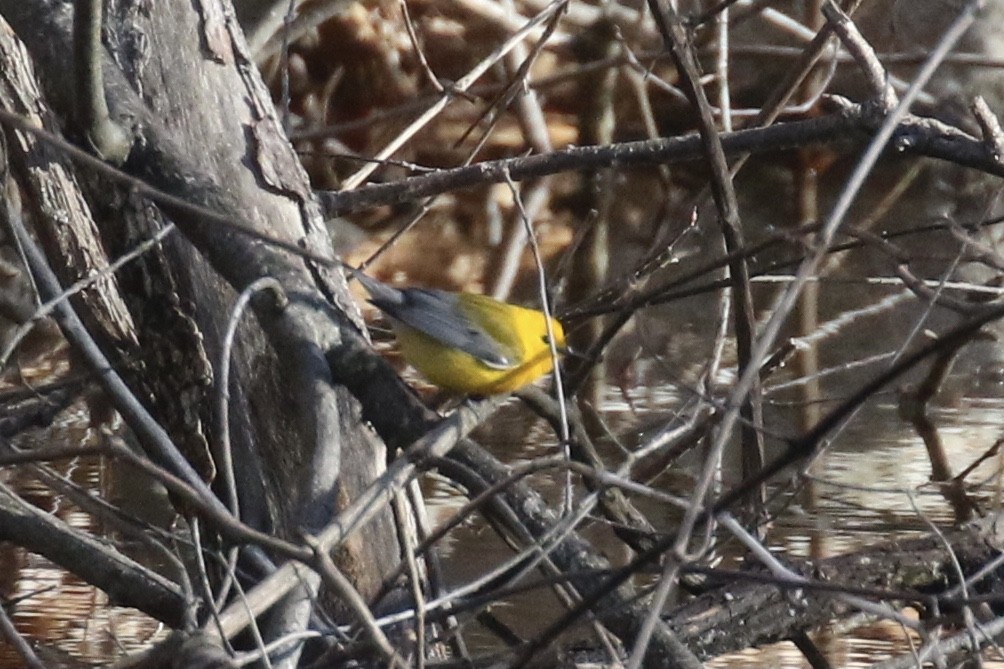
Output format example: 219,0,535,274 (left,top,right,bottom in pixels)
356,273,512,368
